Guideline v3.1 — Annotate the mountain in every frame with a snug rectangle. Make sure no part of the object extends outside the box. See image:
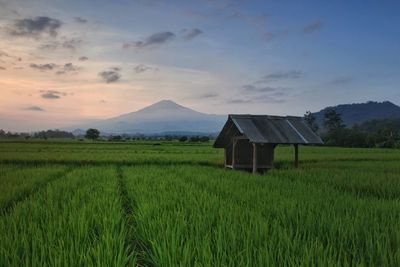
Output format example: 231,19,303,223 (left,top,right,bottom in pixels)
312,101,400,127
70,100,227,135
